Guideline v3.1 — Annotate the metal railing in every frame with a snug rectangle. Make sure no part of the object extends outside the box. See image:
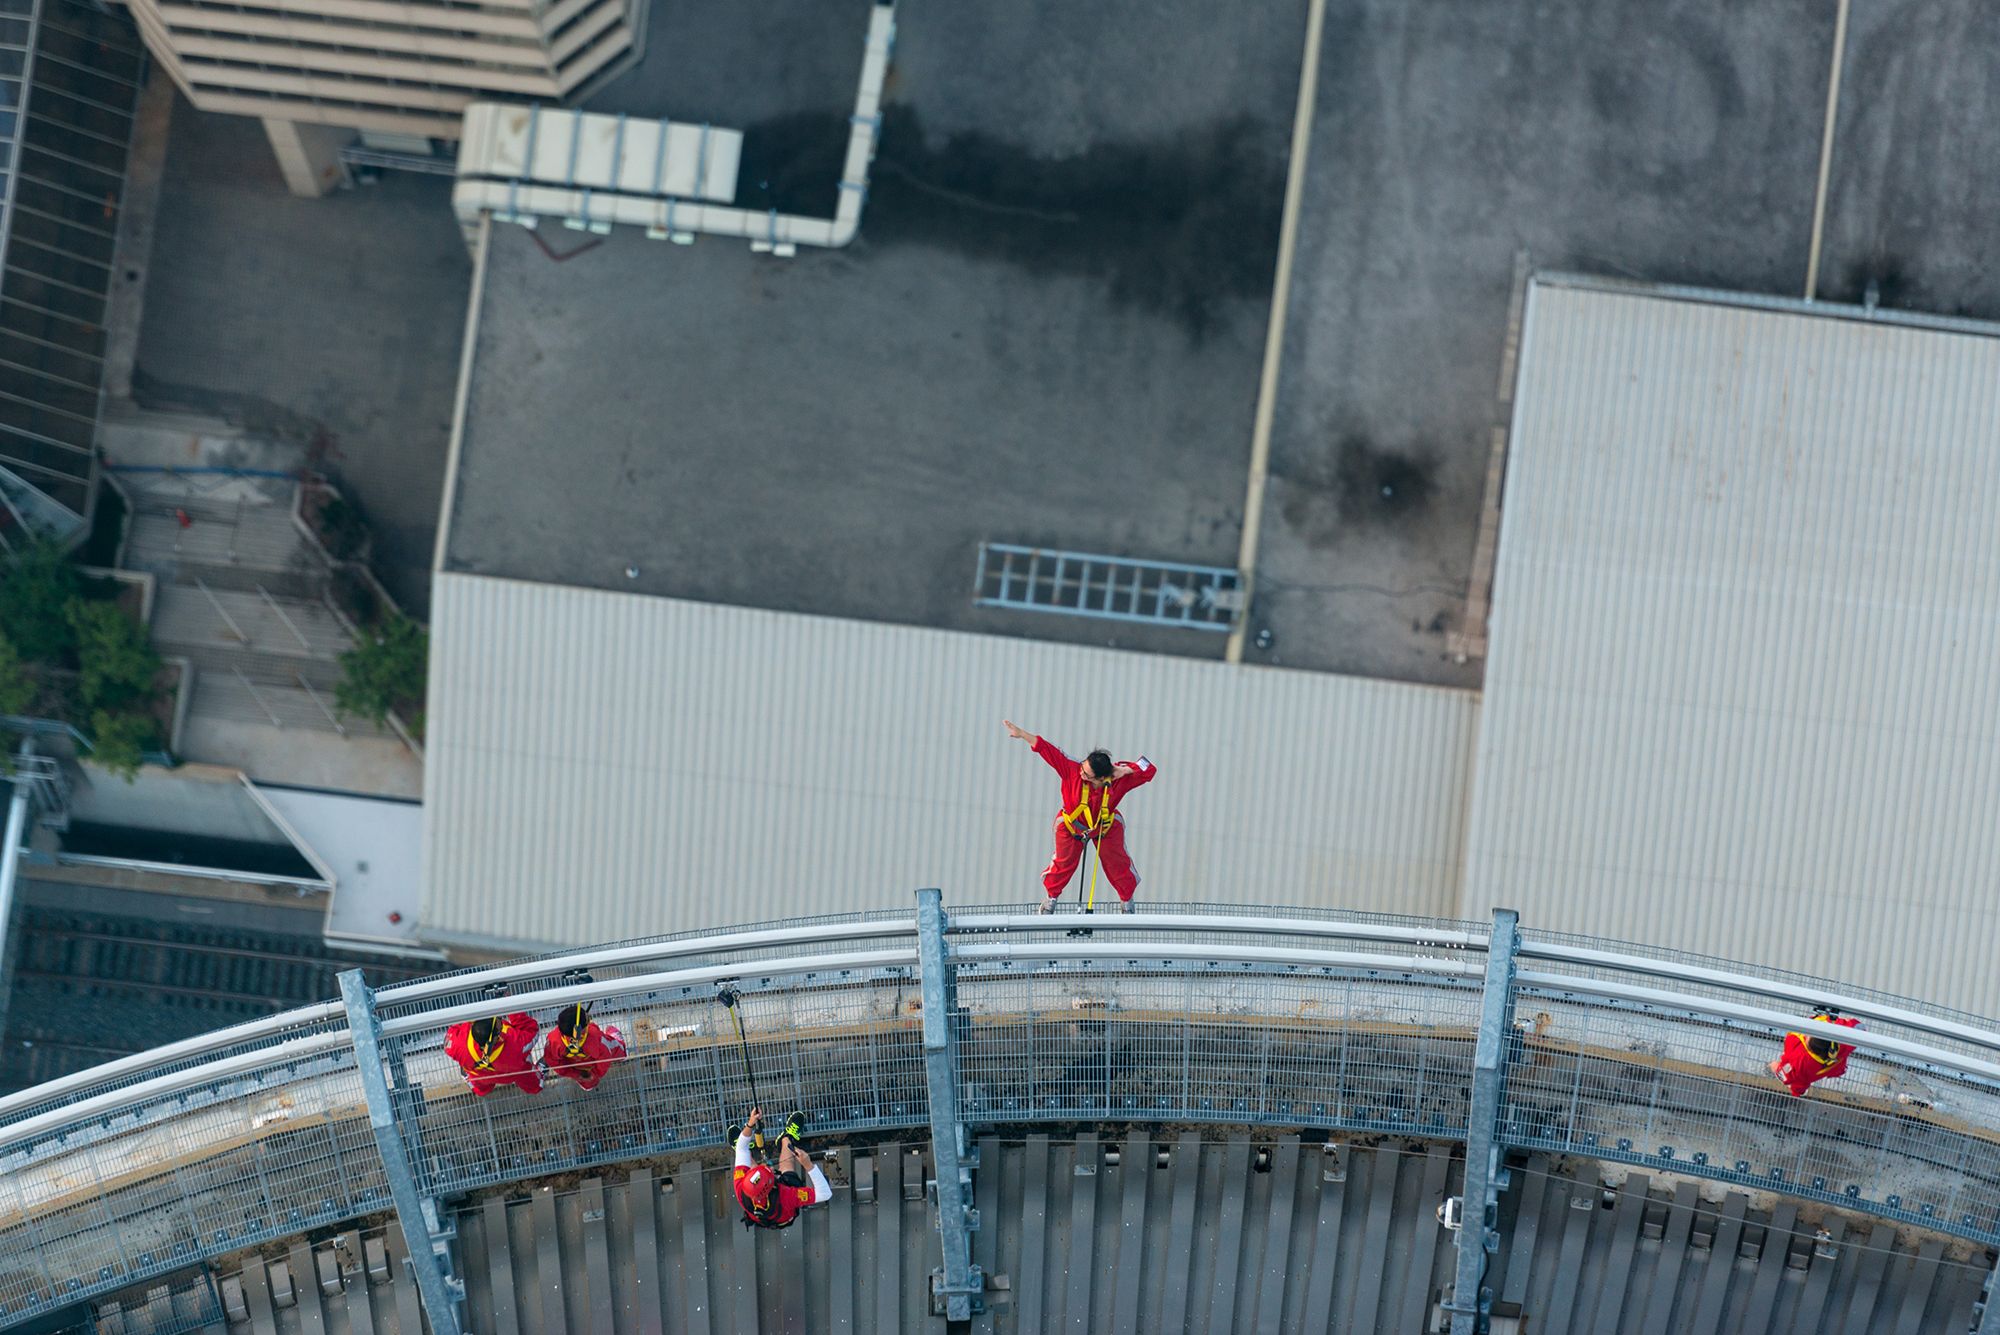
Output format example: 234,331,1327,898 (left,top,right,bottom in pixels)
2,901,1999,1331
